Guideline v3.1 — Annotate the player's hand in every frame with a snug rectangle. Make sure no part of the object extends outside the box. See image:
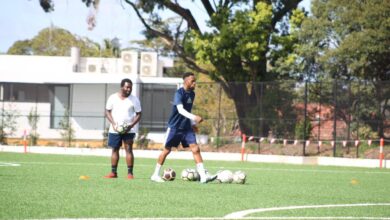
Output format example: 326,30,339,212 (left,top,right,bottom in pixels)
194,115,203,124
192,125,199,133
125,123,133,133
113,122,119,132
